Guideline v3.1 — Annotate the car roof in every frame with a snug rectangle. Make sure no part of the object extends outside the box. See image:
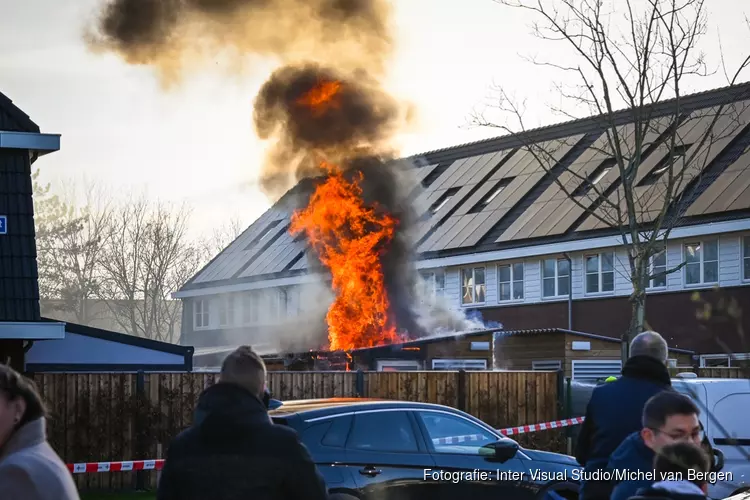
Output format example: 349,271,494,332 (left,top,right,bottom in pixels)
268,398,466,421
